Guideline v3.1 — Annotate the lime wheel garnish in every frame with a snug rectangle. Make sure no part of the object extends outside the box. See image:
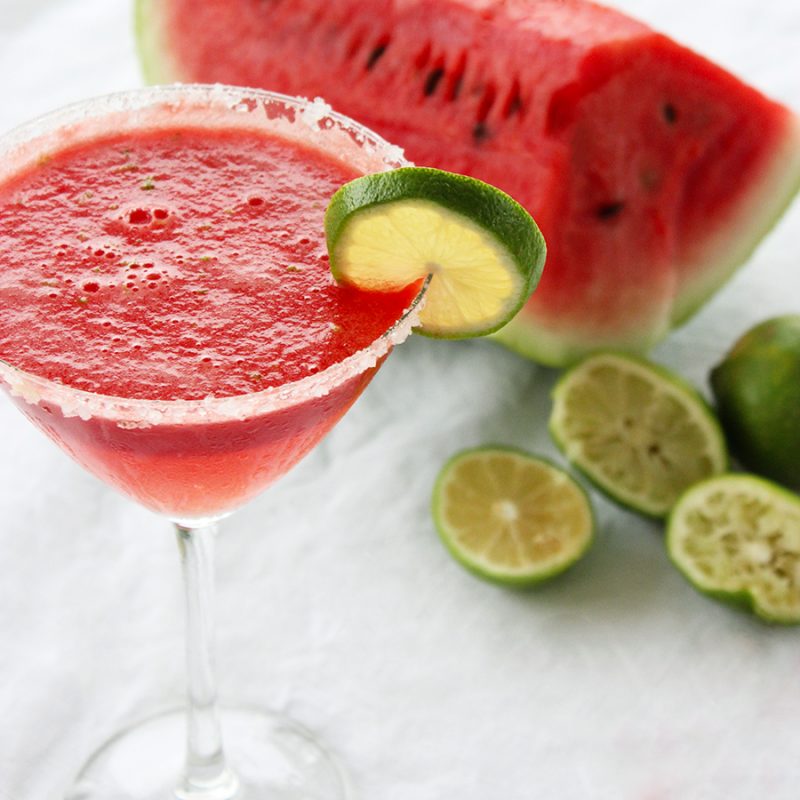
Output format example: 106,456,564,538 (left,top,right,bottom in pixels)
325,167,546,338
